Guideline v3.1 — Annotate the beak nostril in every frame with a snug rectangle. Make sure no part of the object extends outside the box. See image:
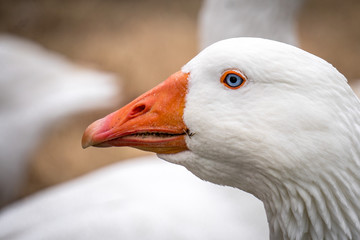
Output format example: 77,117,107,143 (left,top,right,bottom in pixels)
129,104,147,118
